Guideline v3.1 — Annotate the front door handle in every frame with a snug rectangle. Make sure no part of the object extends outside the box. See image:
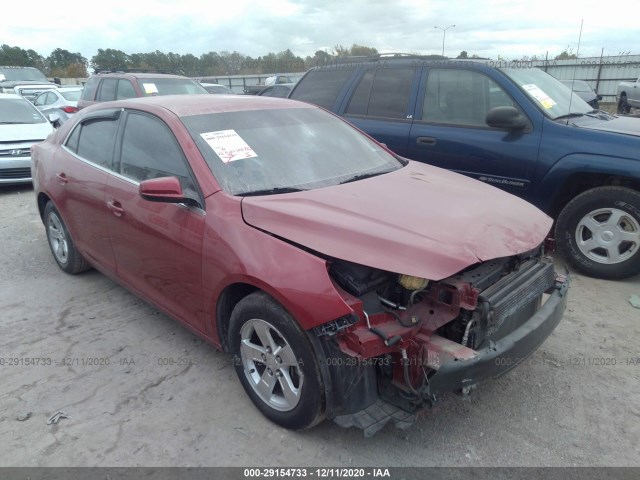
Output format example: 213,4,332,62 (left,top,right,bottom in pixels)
107,200,125,218
56,172,68,185
417,136,437,146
